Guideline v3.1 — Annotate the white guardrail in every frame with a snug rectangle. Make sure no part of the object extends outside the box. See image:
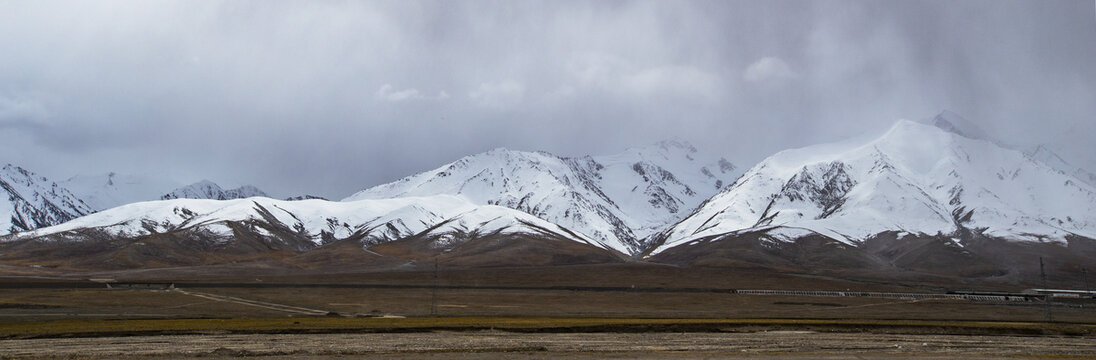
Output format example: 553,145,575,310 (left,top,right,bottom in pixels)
733,289,1031,302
